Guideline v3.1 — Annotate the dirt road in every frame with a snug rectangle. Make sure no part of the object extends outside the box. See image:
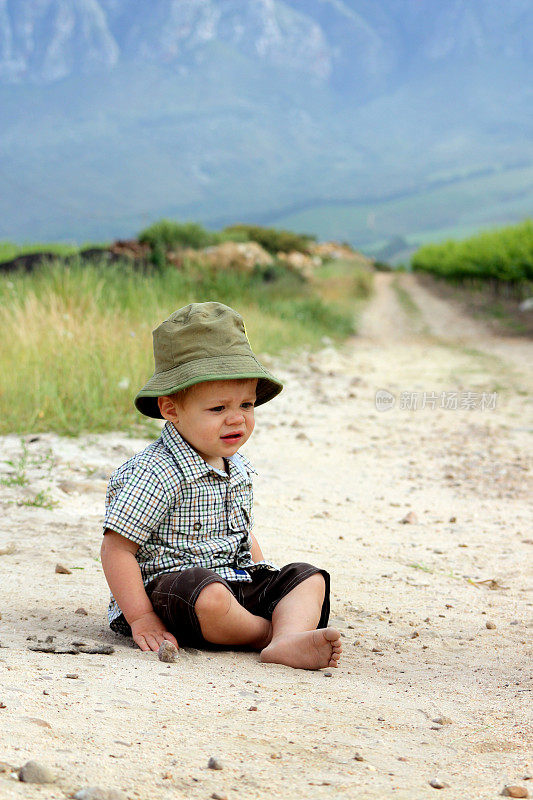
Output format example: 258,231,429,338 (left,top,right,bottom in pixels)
0,272,531,800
